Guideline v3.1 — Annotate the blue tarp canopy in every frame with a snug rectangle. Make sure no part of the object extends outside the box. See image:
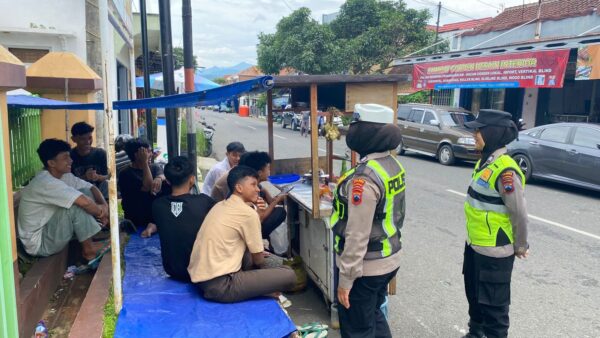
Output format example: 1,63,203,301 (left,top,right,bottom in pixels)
114,233,296,338
6,76,273,110
6,95,104,110
135,69,221,92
